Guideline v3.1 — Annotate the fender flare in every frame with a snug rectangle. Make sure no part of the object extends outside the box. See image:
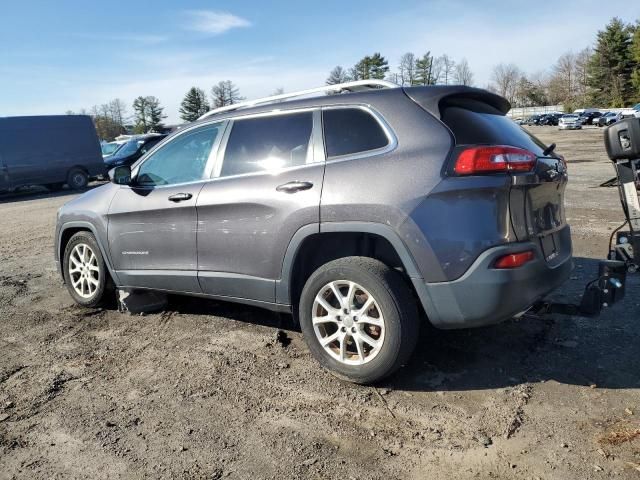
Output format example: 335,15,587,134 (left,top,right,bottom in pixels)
275,221,424,305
